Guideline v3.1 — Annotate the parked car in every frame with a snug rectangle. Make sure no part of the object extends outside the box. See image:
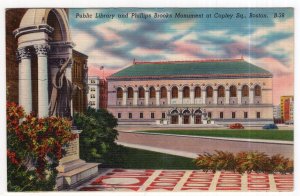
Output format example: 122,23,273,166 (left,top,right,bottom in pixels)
263,124,278,129
229,123,244,129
